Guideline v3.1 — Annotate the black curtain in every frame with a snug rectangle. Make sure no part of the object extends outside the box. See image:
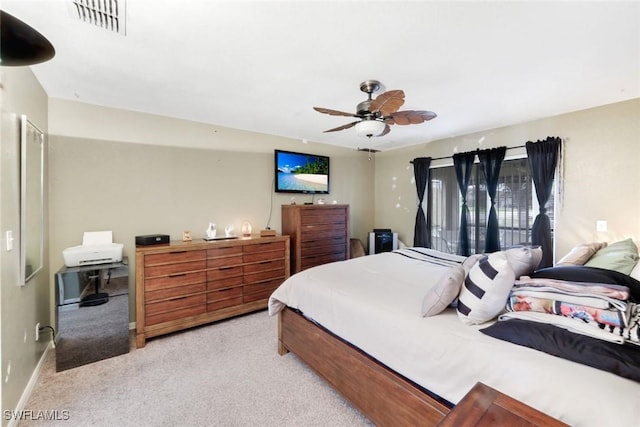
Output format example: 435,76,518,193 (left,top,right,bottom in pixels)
413,157,432,247
478,146,507,253
453,151,476,256
526,137,561,268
